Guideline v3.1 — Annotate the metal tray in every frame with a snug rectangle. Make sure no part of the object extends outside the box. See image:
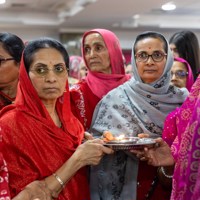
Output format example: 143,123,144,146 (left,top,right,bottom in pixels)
103,137,156,150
